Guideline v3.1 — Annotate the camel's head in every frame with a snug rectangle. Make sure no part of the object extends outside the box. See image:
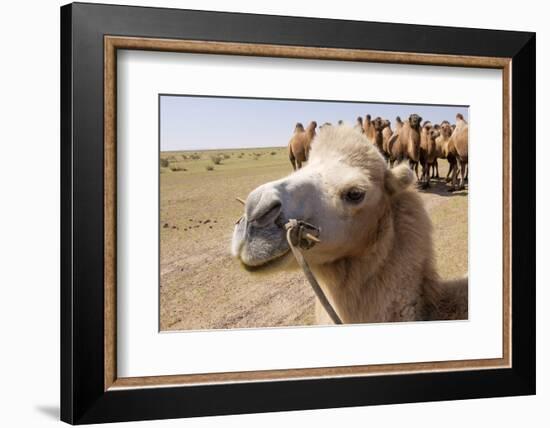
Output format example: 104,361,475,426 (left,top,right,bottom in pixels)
440,122,453,138
372,117,385,131
232,126,415,271
294,122,305,132
307,121,318,133
429,128,440,141
383,119,391,129
409,114,422,129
